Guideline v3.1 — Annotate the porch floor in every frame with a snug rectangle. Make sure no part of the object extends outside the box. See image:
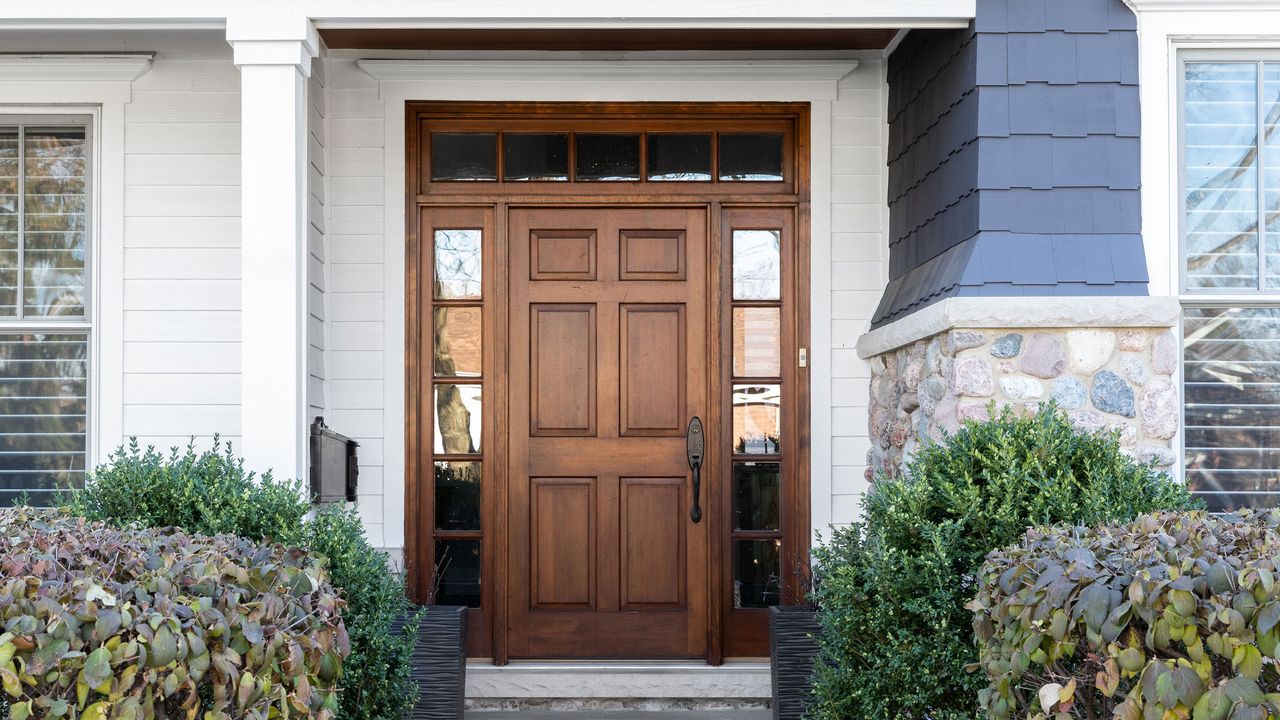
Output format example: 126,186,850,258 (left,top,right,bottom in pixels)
465,712,771,719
